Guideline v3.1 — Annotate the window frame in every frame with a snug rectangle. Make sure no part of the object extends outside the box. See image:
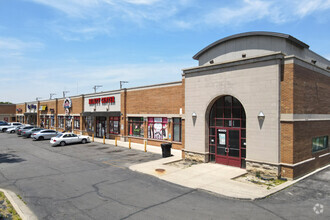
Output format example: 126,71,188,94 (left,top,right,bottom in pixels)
172,117,182,142
128,117,144,138
109,116,120,134
74,116,80,130
312,136,329,153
